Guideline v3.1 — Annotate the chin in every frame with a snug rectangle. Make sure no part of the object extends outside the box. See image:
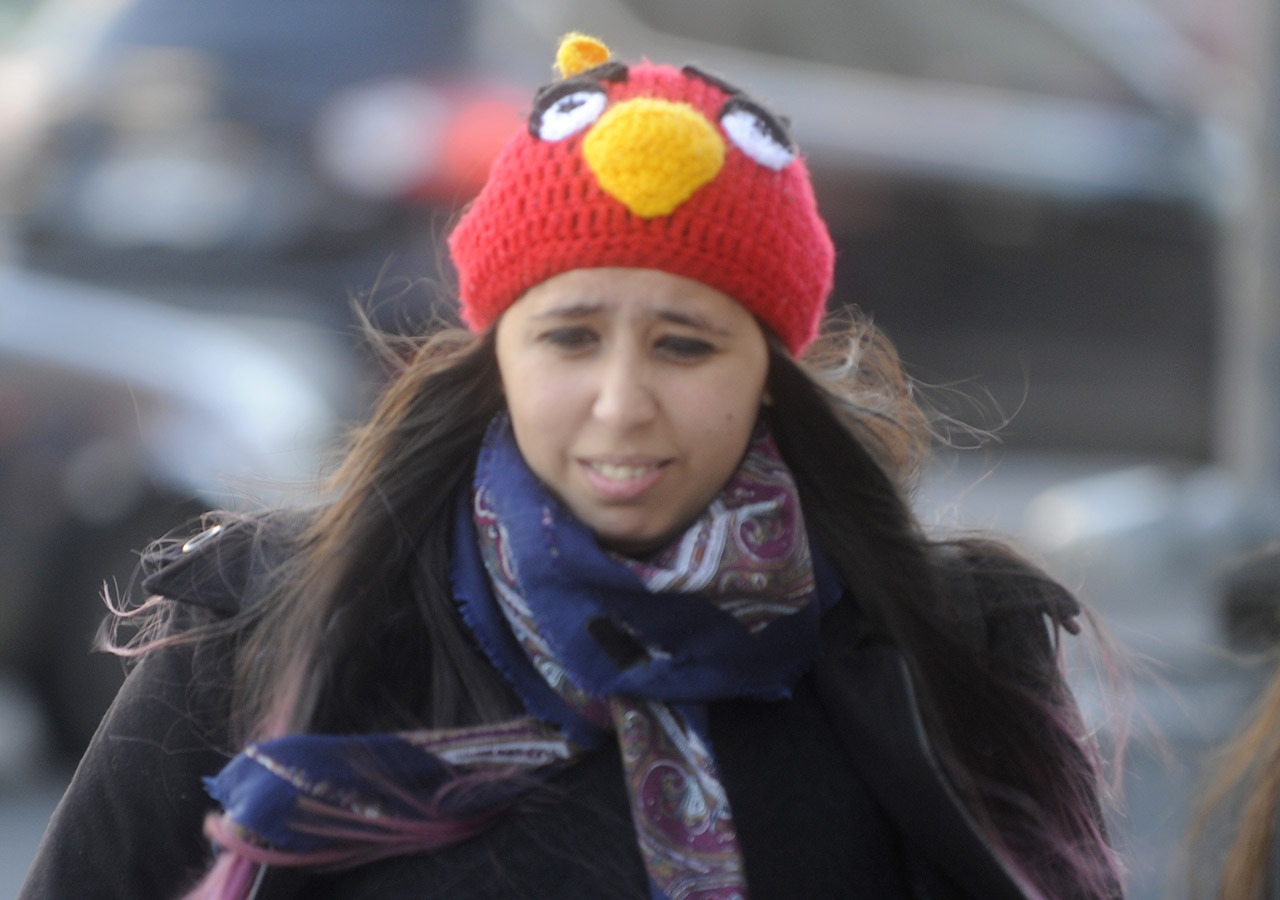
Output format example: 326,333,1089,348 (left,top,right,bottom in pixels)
591,521,670,557
595,532,660,557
